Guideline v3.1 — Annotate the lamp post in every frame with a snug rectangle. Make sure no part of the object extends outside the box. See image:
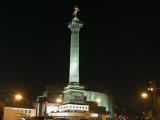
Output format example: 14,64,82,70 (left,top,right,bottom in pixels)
152,88,160,120
147,88,157,120
0,90,23,107
141,92,148,113
147,80,160,120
